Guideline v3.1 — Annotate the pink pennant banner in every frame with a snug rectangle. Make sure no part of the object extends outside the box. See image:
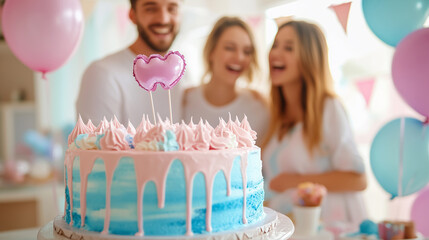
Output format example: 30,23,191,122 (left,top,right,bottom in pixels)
116,6,129,35
246,16,262,28
356,77,375,107
329,2,352,34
